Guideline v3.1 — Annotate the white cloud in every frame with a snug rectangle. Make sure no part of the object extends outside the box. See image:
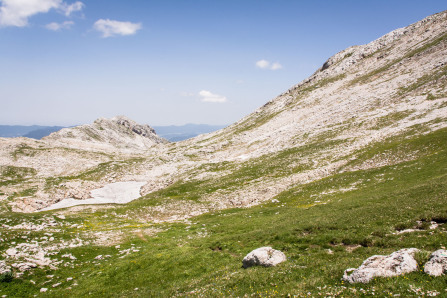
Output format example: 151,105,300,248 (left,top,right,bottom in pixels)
60,1,83,16
255,59,283,70
45,20,73,30
255,59,270,69
199,90,227,103
271,62,283,70
93,19,142,38
0,0,84,27
0,0,61,27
